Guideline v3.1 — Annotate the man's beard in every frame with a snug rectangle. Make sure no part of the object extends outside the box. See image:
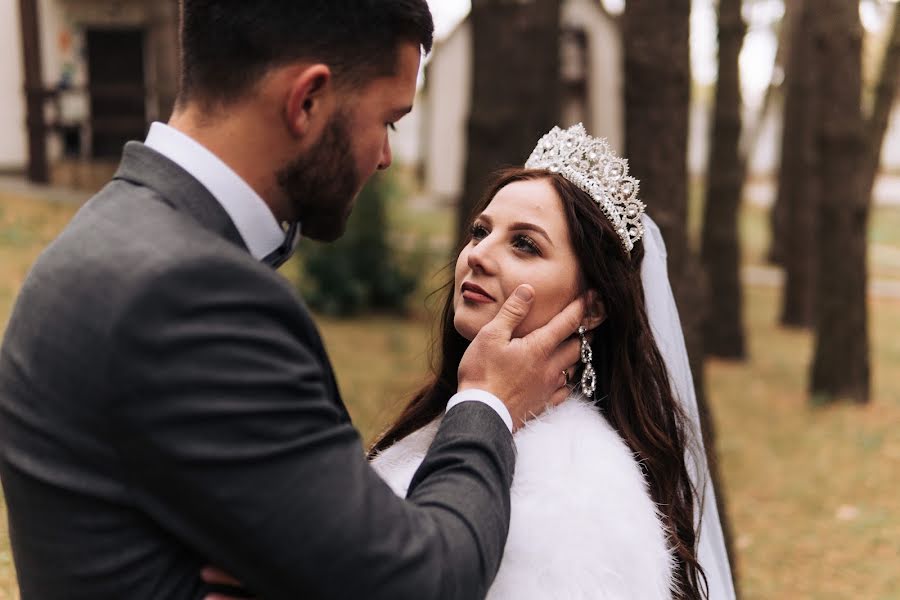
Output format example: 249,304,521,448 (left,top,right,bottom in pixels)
276,112,361,242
